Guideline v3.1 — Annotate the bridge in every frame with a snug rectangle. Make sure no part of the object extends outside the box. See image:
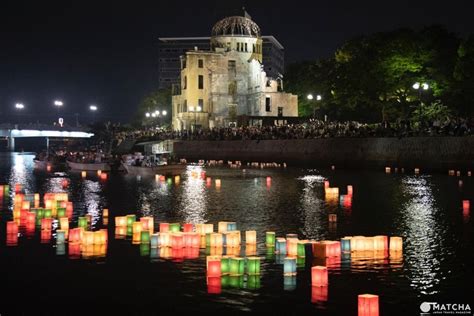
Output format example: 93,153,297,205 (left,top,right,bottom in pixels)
0,124,94,151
